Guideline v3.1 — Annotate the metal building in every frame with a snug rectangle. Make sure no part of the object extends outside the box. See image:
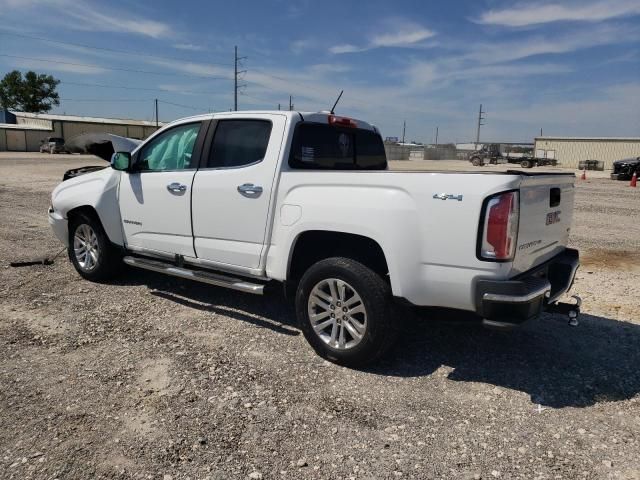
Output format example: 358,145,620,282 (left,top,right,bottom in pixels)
0,110,162,152
534,137,640,170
